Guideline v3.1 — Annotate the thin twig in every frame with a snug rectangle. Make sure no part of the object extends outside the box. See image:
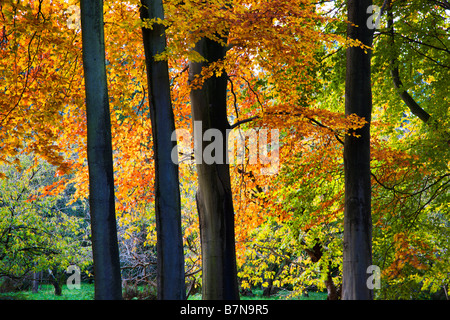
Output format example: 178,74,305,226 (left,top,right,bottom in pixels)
229,116,259,130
